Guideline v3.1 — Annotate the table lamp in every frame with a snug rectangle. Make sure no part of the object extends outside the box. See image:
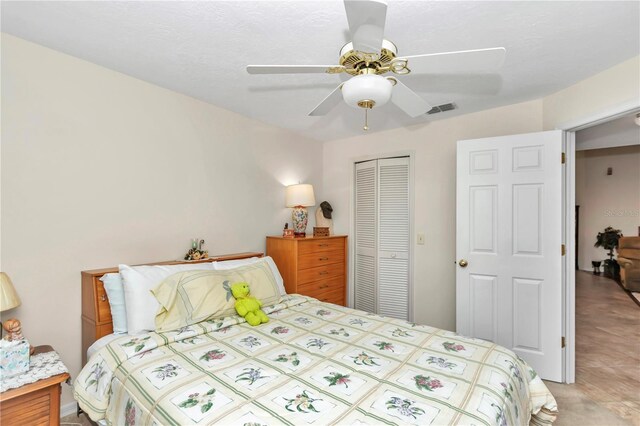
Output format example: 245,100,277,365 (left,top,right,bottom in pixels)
1,272,24,341
285,184,316,237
